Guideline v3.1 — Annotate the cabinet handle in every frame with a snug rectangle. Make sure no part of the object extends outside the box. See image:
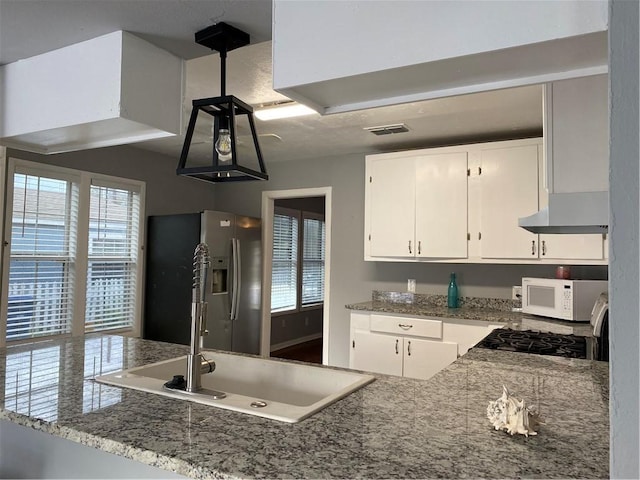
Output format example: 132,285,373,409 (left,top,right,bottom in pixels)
542,240,546,256
418,241,421,255
531,240,536,255
352,340,355,348
408,241,412,254
407,340,411,356
395,339,399,354
398,324,413,330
